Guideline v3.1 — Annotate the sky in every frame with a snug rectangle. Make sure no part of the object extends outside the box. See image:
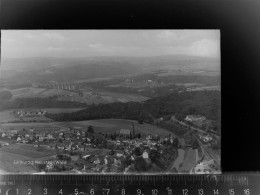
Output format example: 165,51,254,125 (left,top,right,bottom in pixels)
1,30,220,58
